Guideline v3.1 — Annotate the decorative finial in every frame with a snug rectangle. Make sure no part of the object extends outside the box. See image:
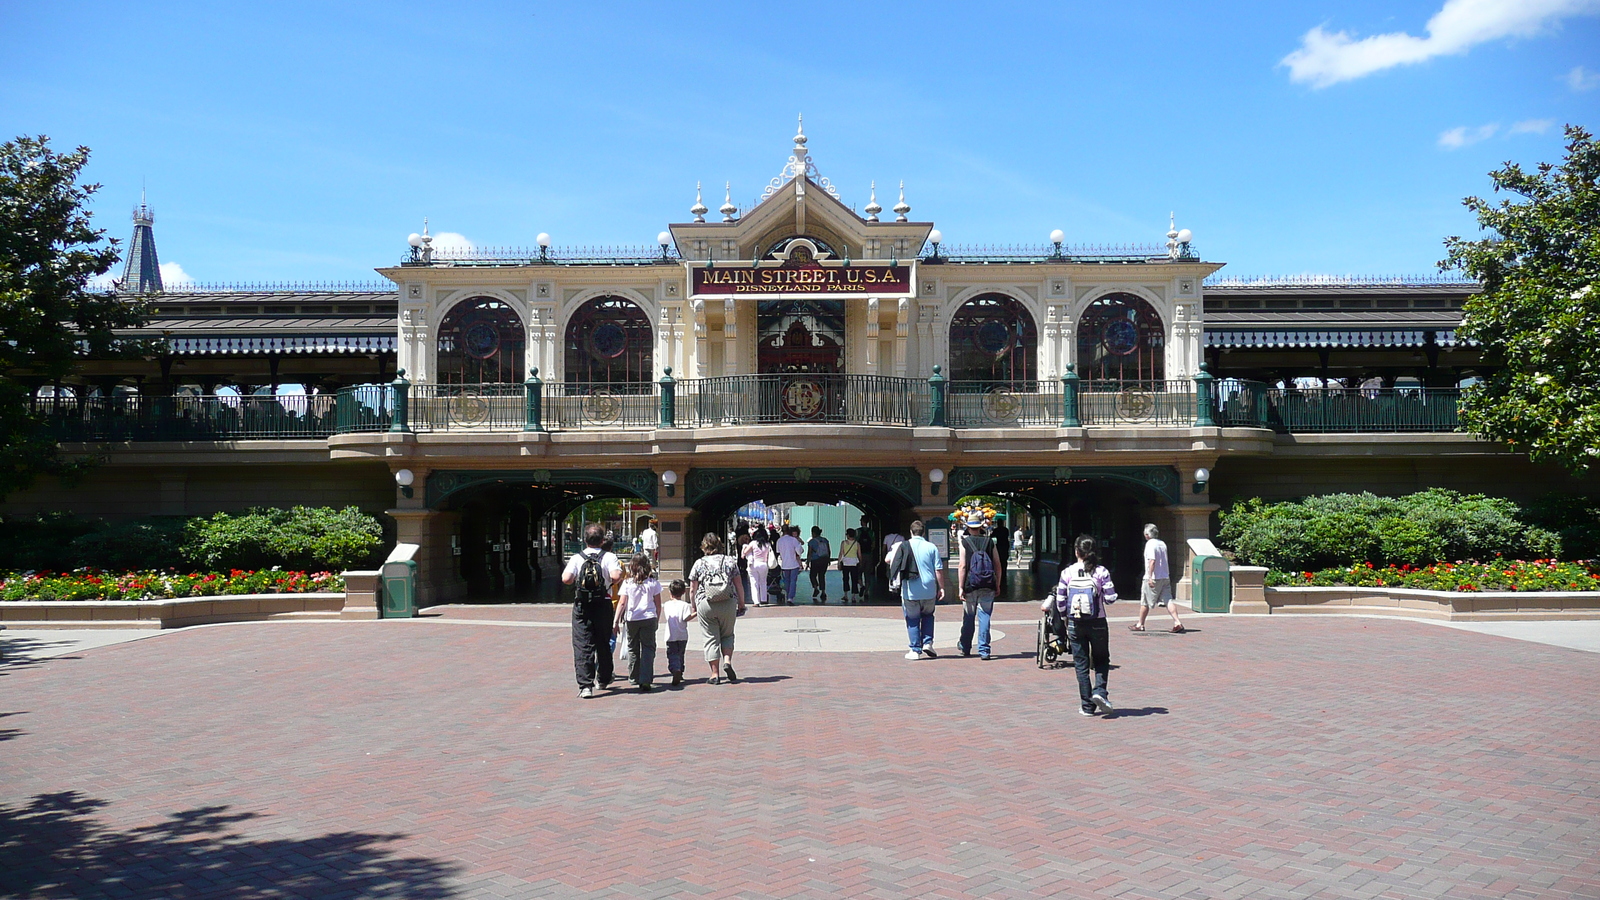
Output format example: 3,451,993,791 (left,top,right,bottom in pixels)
893,181,910,222
720,182,737,223
864,181,881,222
691,181,708,223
